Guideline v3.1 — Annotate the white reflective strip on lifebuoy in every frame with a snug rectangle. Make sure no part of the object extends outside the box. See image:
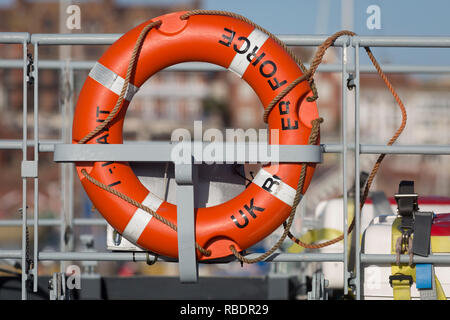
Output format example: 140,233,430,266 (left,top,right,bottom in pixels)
88,62,139,101
228,28,269,78
251,169,298,206
122,192,163,243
